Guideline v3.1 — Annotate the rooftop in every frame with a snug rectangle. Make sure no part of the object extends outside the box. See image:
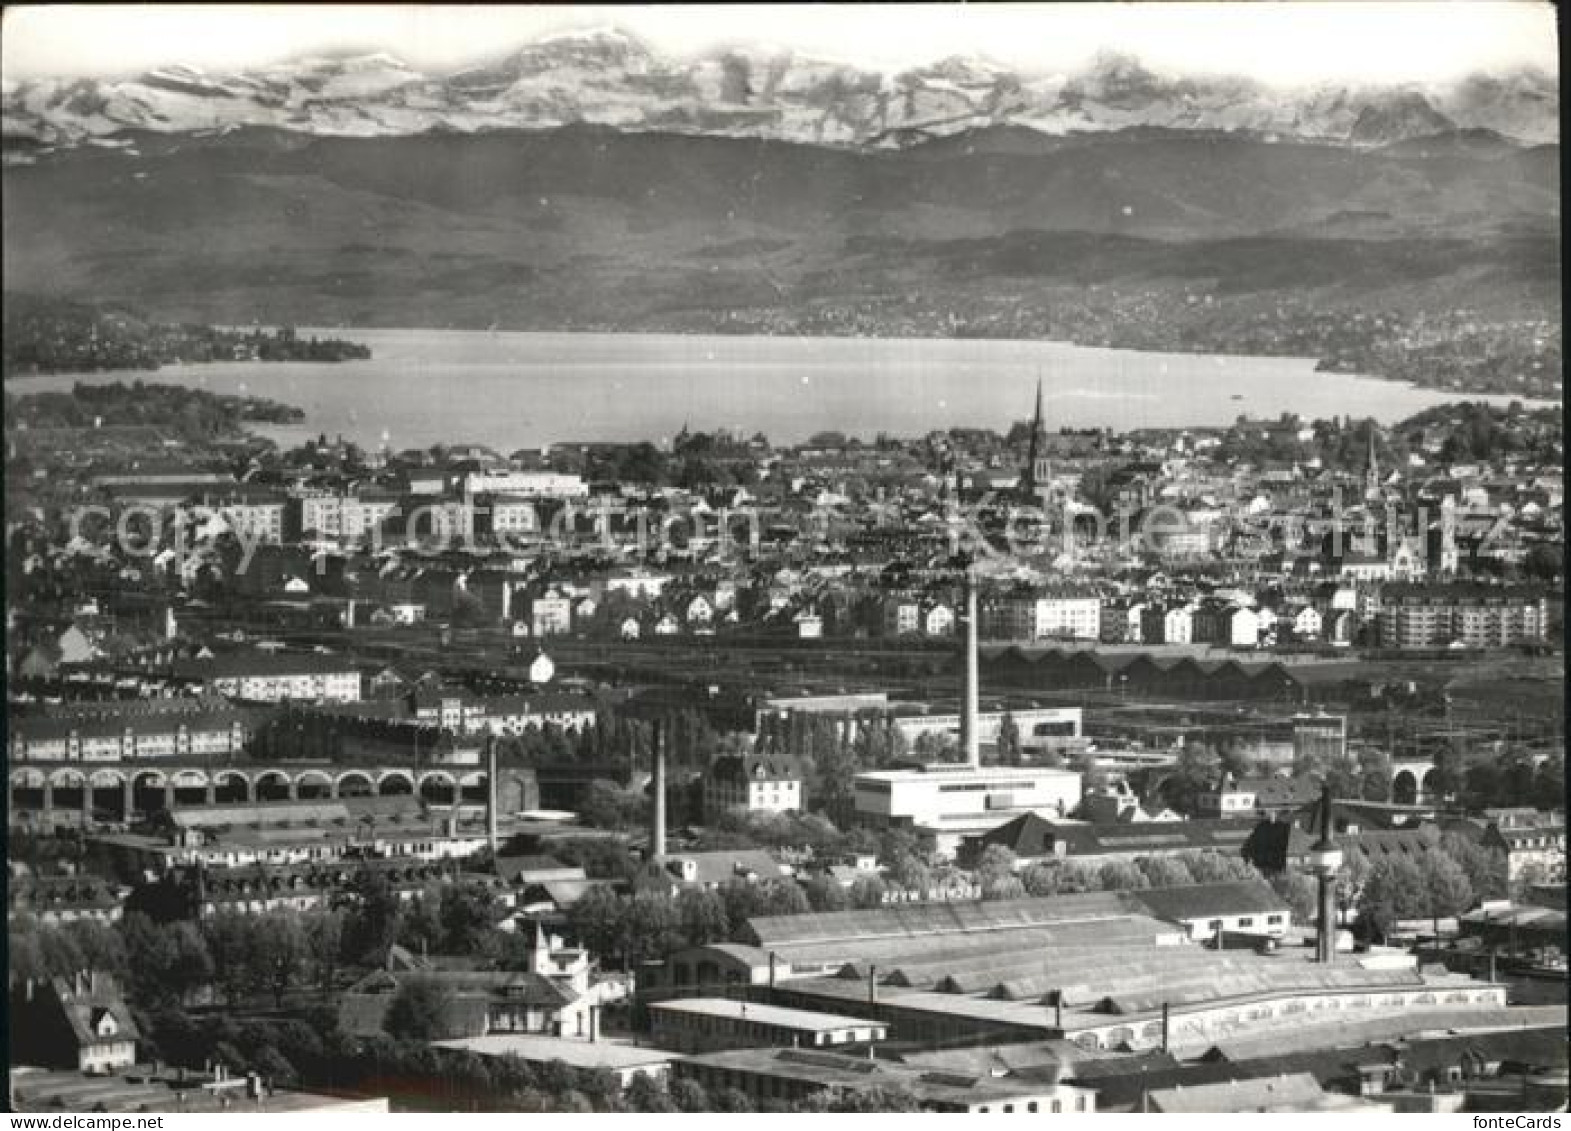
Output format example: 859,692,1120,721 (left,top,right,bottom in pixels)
431,1035,676,1070
8,1067,376,1114
649,997,884,1033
